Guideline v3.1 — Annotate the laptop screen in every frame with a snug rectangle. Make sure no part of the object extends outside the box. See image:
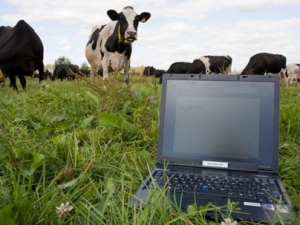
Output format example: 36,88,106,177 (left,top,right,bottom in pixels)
157,74,279,171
